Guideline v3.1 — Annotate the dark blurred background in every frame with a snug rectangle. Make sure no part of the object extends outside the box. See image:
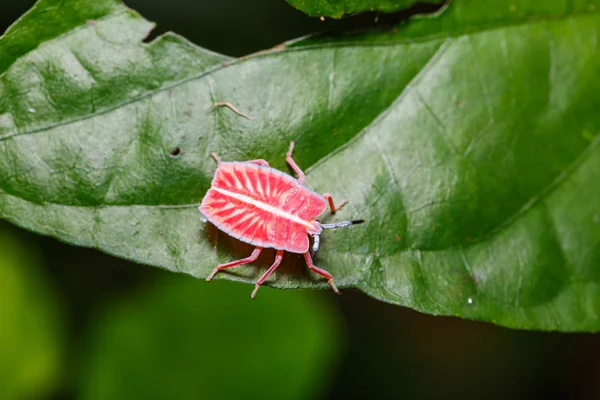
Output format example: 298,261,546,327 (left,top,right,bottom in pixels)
2,1,600,399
